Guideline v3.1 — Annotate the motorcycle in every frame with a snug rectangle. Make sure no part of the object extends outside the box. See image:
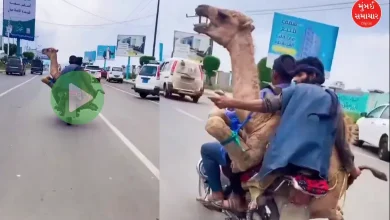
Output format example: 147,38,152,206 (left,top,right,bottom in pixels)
196,159,327,220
